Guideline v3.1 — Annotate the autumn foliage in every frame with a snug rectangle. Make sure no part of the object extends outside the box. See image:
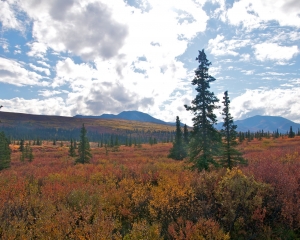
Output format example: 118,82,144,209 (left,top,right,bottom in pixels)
0,137,300,239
